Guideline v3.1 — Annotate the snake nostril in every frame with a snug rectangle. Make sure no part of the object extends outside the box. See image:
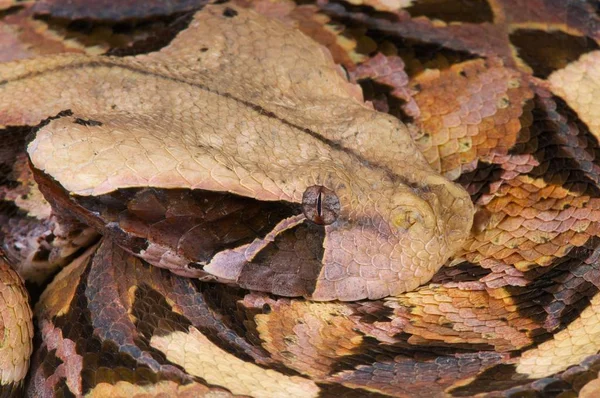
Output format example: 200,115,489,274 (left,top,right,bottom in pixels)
302,185,340,225
389,197,437,237
391,208,423,230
